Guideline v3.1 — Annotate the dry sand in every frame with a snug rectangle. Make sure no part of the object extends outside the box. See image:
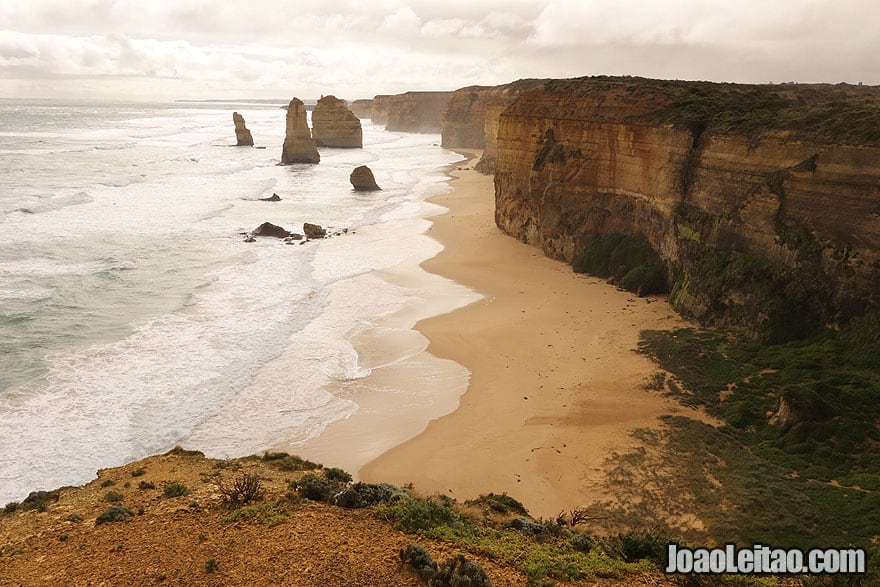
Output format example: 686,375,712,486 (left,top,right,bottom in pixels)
360,154,707,519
